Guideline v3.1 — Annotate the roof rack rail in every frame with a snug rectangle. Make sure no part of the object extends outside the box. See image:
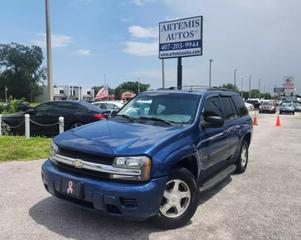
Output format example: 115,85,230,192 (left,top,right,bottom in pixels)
157,85,231,92
207,87,230,91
